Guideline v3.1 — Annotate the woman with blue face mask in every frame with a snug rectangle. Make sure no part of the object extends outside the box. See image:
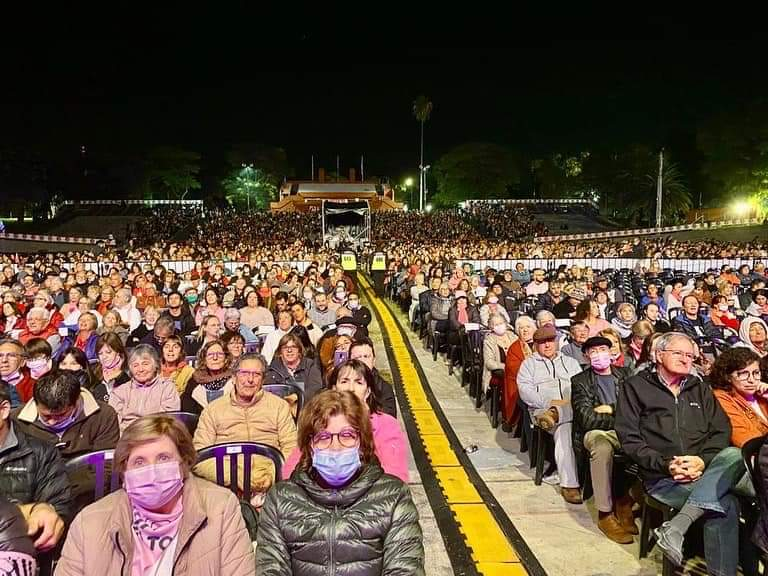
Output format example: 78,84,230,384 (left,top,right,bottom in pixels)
55,415,256,576
256,389,425,575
